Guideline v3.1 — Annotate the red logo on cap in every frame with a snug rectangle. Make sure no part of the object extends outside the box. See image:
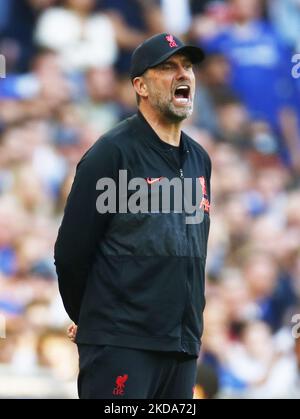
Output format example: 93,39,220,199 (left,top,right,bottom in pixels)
166,34,178,48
